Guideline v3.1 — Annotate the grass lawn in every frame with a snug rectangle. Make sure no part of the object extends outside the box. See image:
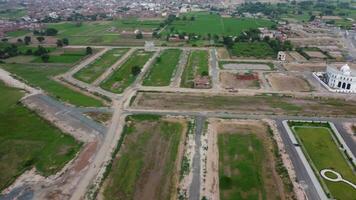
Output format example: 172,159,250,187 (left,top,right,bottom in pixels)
74,48,129,83
0,63,104,107
180,50,209,88
230,42,276,58
142,49,182,86
31,48,87,64
5,30,30,37
292,125,356,199
0,81,81,191
103,115,183,200
100,49,153,93
167,12,275,36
